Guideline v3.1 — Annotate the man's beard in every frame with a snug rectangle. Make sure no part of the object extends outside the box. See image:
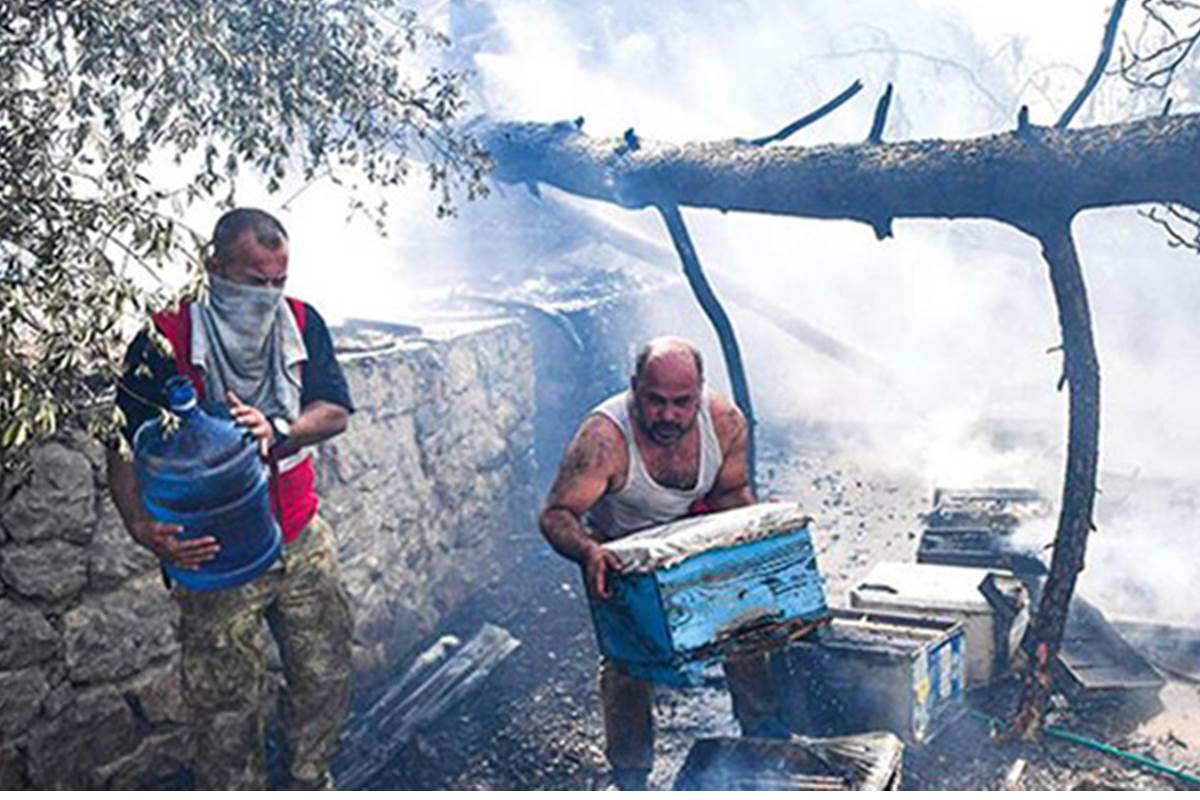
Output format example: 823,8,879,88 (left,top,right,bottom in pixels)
649,421,685,443
632,396,696,444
